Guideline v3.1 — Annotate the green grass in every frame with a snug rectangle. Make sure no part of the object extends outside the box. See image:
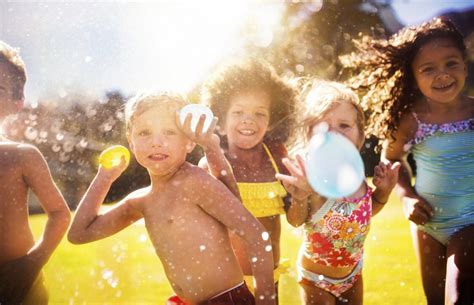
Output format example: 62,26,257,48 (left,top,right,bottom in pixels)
31,193,425,305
